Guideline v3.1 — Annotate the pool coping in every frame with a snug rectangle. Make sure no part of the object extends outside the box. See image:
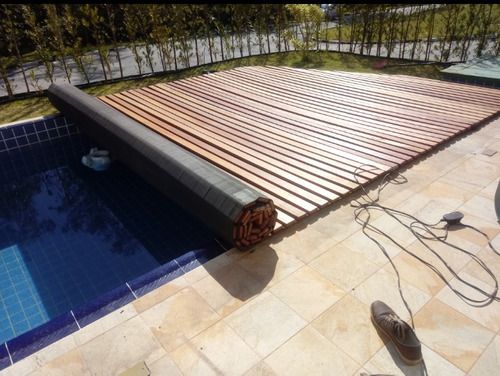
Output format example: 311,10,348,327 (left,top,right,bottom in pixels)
0,242,226,370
